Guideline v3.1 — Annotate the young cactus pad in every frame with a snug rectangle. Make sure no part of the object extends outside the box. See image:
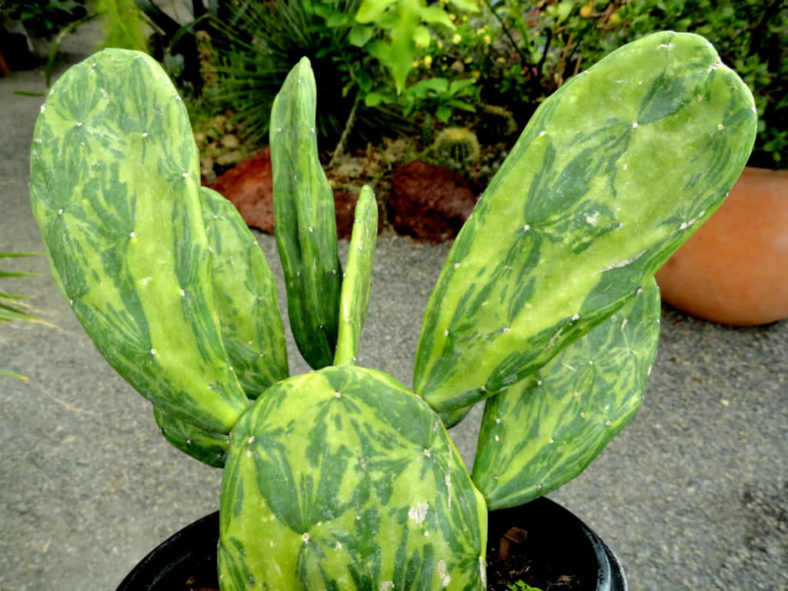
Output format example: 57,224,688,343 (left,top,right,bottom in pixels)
271,57,342,370
218,365,487,590
200,186,288,398
334,186,378,366
414,31,757,414
473,279,661,509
